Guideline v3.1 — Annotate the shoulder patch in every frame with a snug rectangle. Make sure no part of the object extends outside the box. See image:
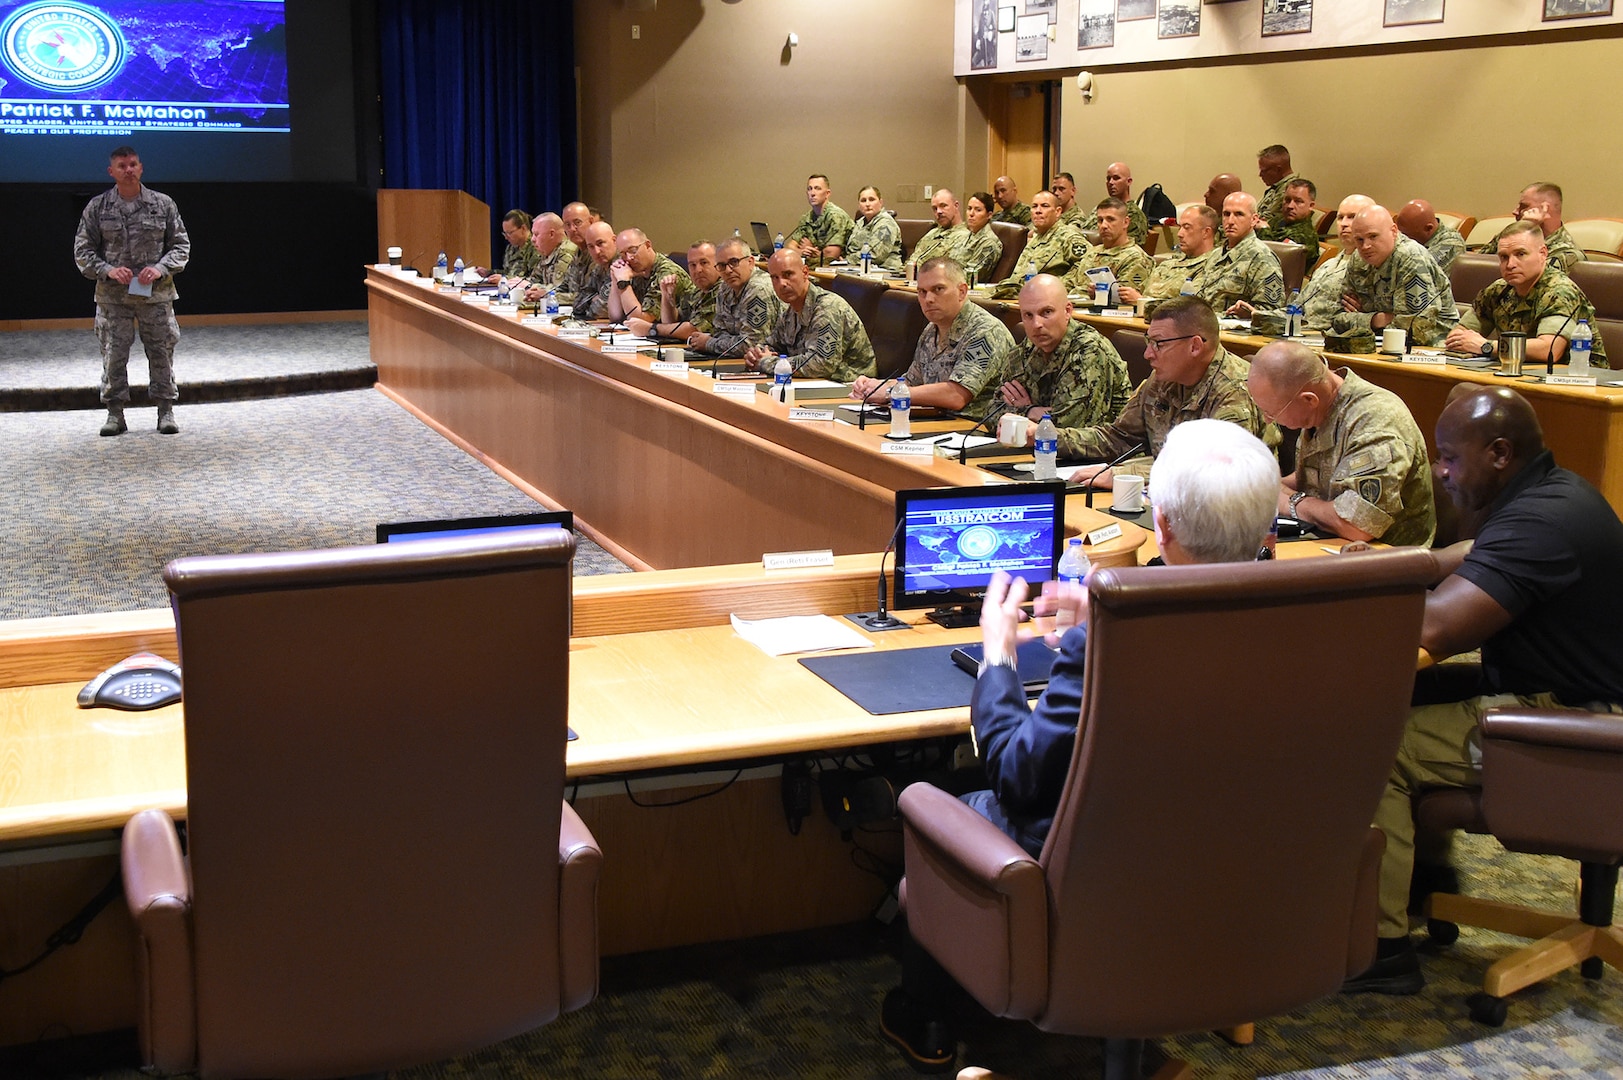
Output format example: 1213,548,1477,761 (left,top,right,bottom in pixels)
1358,476,1382,504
